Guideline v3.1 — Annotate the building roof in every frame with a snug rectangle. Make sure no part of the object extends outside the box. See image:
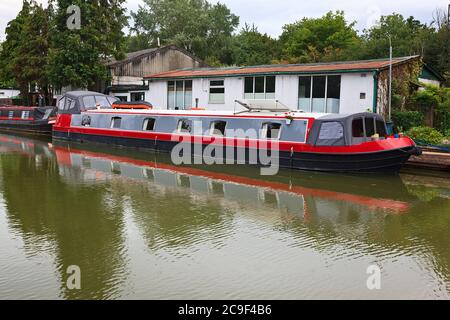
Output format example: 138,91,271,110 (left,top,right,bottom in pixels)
106,45,207,68
420,64,445,82
144,55,421,80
